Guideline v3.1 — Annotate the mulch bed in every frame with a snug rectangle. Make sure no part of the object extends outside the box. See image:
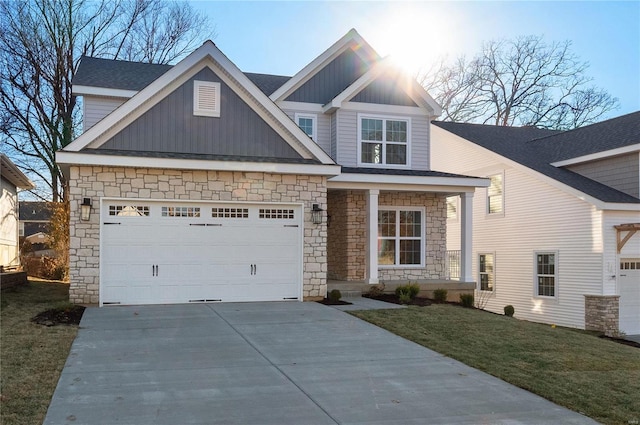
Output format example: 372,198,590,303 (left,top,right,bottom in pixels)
363,294,433,307
599,335,640,349
31,306,86,326
316,299,353,306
